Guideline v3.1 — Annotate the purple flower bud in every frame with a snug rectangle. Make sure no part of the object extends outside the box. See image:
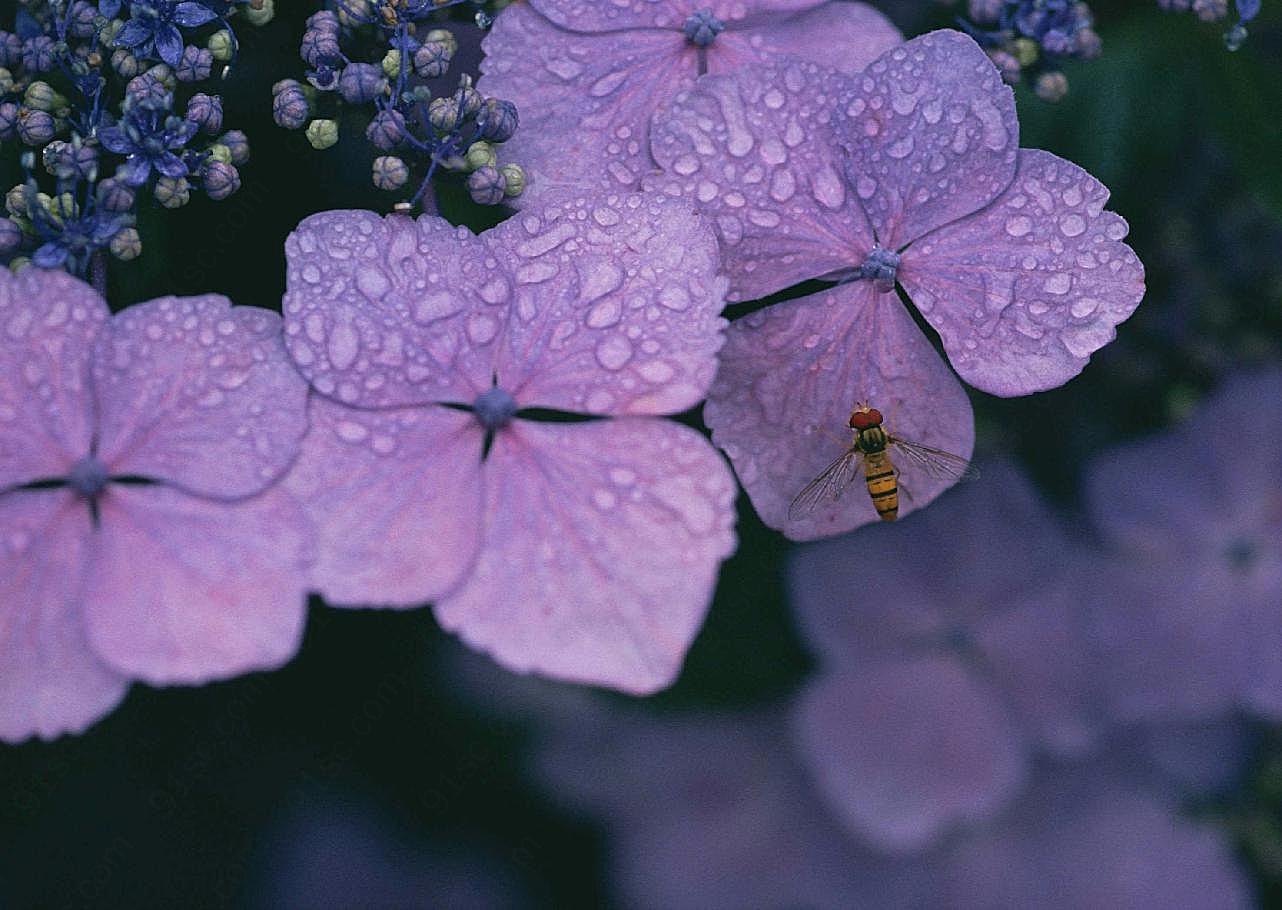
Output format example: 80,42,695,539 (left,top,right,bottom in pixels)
185,93,224,134
67,1,99,39
371,155,409,191
454,83,483,118
426,97,460,132
273,84,310,130
467,165,506,205
220,129,250,165
1034,70,1069,103
306,10,341,34
0,102,19,141
176,45,214,82
476,98,518,143
1074,27,1102,59
154,175,190,208
365,109,405,151
109,226,142,260
1193,0,1228,20
0,218,21,258
412,41,452,78
988,49,1022,85
202,160,241,201
43,141,98,181
300,27,342,68
968,0,1006,23
22,36,56,73
17,108,55,146
96,177,136,213
0,31,21,69
339,63,387,105
126,72,172,110
112,48,141,79
682,9,725,47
